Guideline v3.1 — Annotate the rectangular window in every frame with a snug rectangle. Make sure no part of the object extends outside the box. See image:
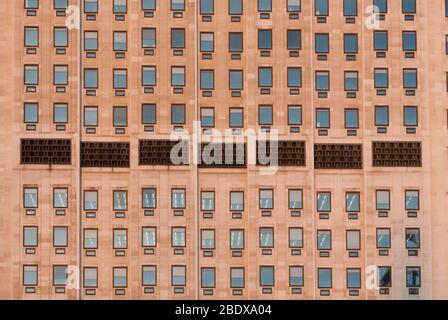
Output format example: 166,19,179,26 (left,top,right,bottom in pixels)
25,0,39,9
84,107,98,127
404,106,418,126
288,106,302,126
142,66,156,86
260,266,274,286
25,65,38,85
84,31,98,51
142,188,156,208
315,34,329,53
24,227,38,247
230,191,244,211
403,69,417,88
258,30,272,50
288,67,302,87
142,28,156,48
402,0,416,13
200,32,214,52
171,28,185,48
287,0,301,12
406,267,421,287
344,71,358,91
142,266,156,286
113,267,127,288
172,266,186,286
24,103,38,123
346,230,360,250
172,227,186,247
405,228,420,249
317,230,331,250
201,108,214,128
229,32,243,52
84,267,97,288
344,109,359,129
53,188,68,208
258,105,273,125
84,69,98,88
376,190,390,209
403,31,416,51
405,190,419,210
142,104,156,124
84,0,98,13
201,191,215,210
25,27,38,47
376,228,391,248
83,229,97,249
53,103,68,124
113,229,127,249
200,0,214,14
23,266,38,286
317,192,331,211
200,70,214,89
171,66,185,87
172,189,186,208
343,0,357,16
378,266,391,287
231,268,244,288
113,191,127,211
24,187,38,208
113,31,127,51
54,65,68,85
258,0,272,11
171,0,184,11
229,0,243,15
374,106,389,126
374,68,388,88
316,108,330,129
318,268,332,288
113,0,127,13
171,104,185,124
315,0,329,16
229,70,243,90
315,71,329,91
230,229,244,249
83,191,97,210
53,265,67,286
287,30,301,50
289,228,303,248
54,27,68,47
229,108,243,128
345,192,360,212
288,189,303,209
53,226,68,247
344,34,358,53
113,106,127,127
258,67,273,87
201,229,215,249
142,227,156,247
259,189,273,209
374,0,387,13
143,0,156,10
289,266,304,287
347,268,361,289
113,69,128,89
374,31,388,51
